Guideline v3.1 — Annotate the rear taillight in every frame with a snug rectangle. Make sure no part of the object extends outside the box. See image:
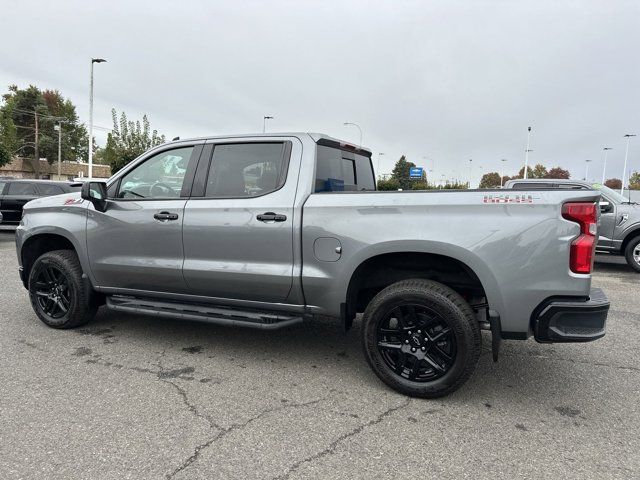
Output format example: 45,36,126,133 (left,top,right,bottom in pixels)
562,202,597,274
